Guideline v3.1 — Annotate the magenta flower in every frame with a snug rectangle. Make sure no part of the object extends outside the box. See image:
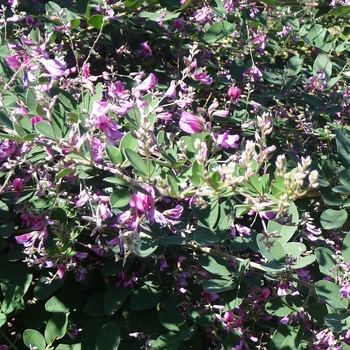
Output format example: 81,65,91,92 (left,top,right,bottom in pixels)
228,86,241,101
30,116,43,125
179,111,205,134
129,186,155,224
135,73,158,92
